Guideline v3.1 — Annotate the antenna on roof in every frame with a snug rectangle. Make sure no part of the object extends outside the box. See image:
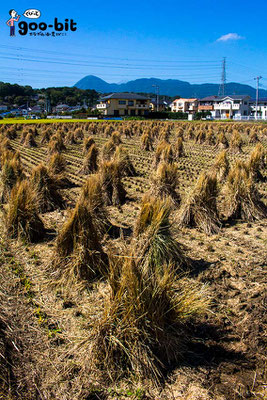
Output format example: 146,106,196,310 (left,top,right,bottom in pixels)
218,57,226,96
